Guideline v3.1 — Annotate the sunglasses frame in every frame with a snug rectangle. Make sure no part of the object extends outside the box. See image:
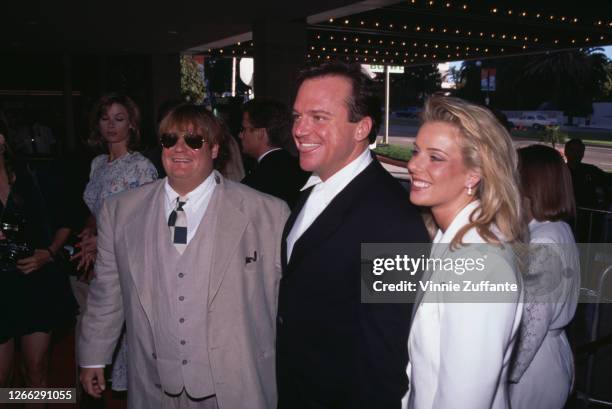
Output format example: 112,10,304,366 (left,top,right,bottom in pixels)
160,132,207,150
